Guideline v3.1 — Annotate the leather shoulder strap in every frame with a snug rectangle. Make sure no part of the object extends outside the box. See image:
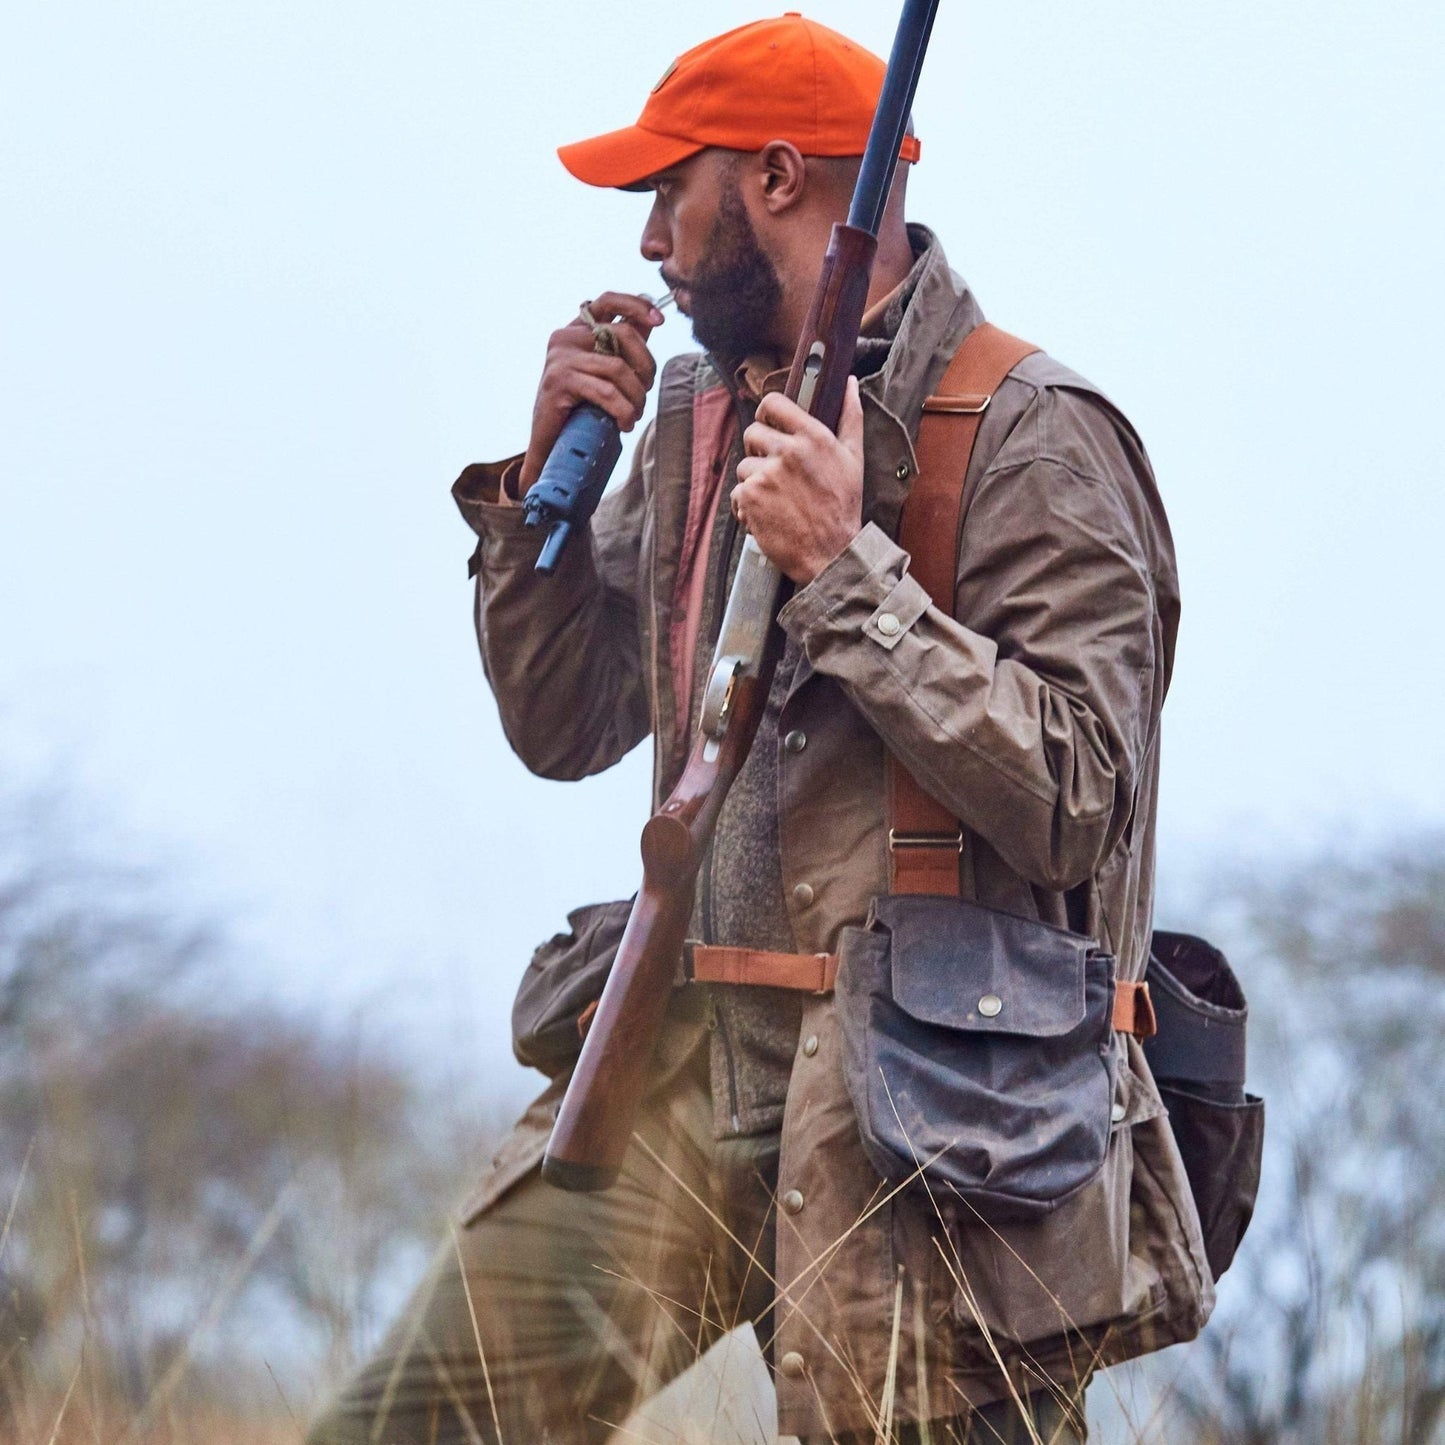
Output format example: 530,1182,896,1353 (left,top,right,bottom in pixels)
889,322,1040,896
